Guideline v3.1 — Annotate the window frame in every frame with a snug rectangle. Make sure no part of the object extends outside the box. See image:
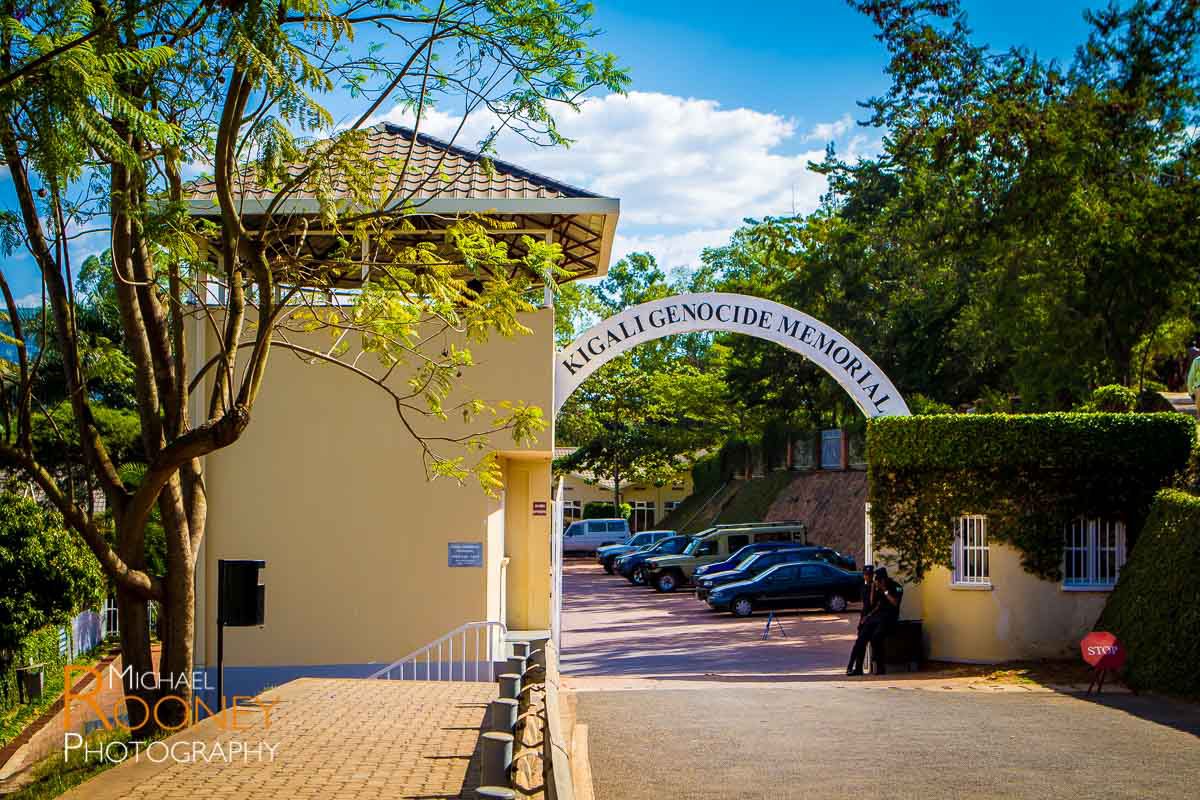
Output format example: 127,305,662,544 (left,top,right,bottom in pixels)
952,514,991,587
1063,517,1126,591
